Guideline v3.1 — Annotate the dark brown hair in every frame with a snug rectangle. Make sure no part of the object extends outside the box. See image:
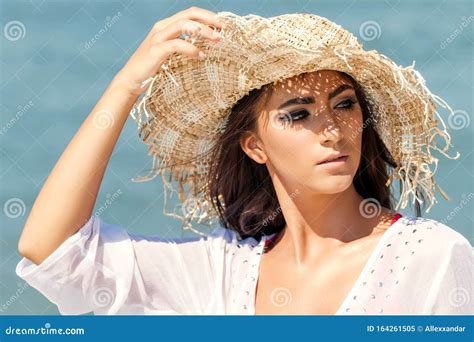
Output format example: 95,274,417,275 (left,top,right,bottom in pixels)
207,71,423,240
